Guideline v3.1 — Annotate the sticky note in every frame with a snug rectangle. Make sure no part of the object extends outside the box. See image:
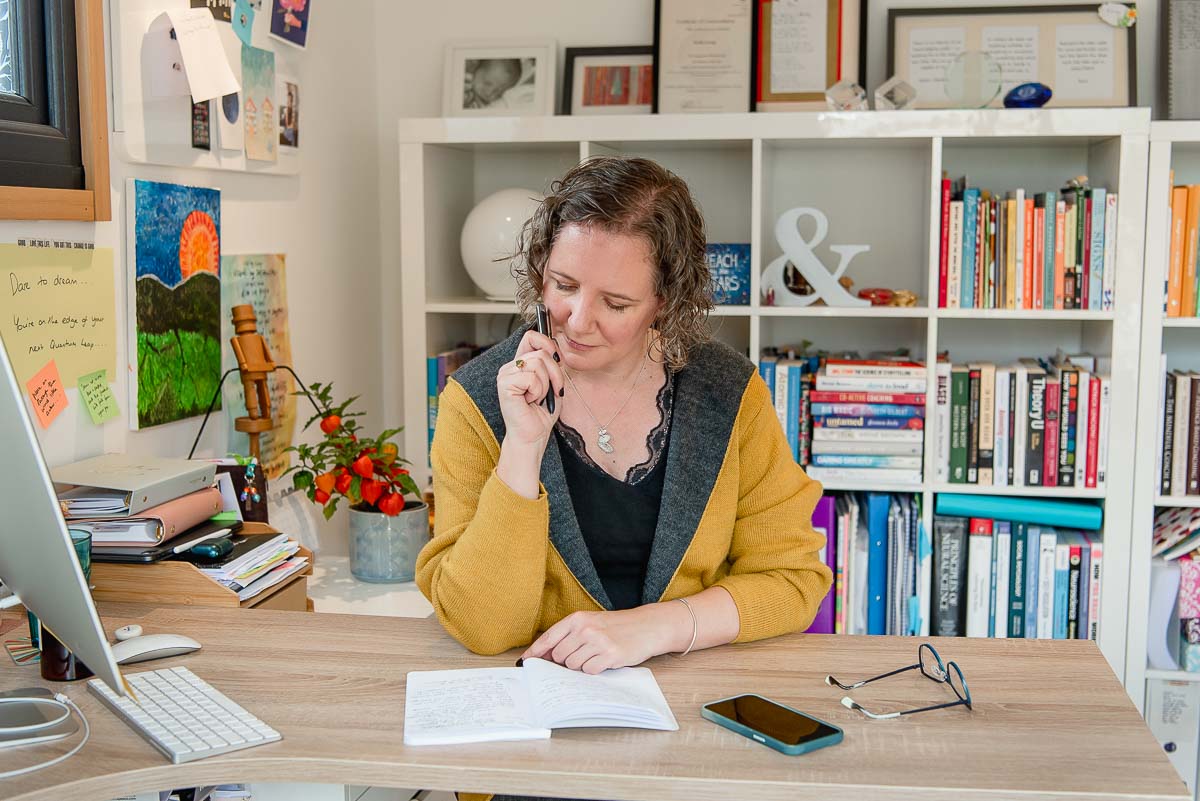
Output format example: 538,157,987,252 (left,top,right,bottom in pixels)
25,360,67,428
78,368,119,425
233,0,255,46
